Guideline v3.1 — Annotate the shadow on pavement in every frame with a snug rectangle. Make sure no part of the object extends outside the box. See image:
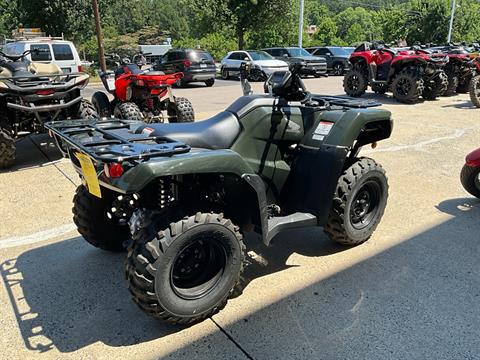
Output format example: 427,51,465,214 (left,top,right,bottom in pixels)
442,101,477,109
204,197,480,359
0,227,347,354
1,237,181,353
0,134,63,174
2,197,479,358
